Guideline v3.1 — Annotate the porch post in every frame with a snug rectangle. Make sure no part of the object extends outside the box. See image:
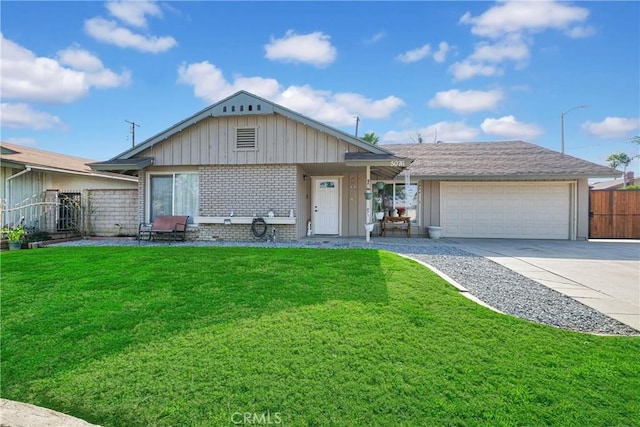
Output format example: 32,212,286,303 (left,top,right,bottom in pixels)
366,165,371,243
